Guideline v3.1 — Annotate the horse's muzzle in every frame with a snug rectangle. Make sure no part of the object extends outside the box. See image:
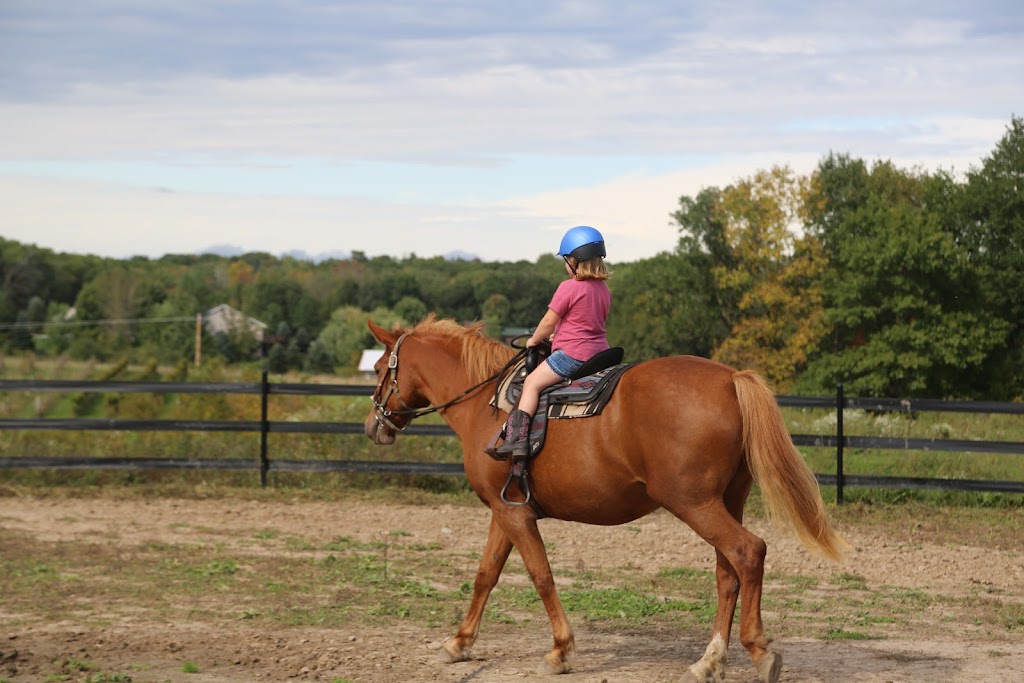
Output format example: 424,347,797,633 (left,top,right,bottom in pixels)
365,413,396,445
